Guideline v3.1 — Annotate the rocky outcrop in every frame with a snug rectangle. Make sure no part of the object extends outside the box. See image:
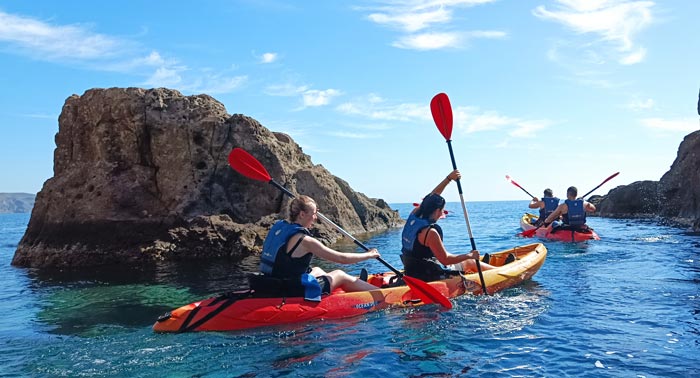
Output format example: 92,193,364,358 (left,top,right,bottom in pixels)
594,130,700,231
12,88,403,269
0,193,35,213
